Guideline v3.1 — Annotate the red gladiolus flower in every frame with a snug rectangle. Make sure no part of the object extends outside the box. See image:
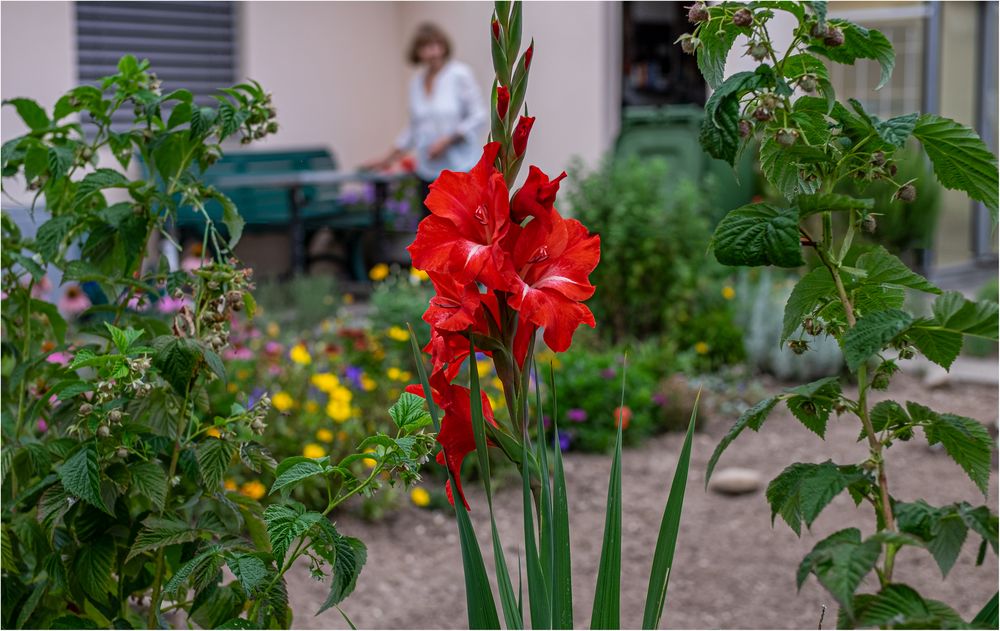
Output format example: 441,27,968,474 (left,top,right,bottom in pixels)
496,85,510,120
422,272,481,332
407,143,515,290
506,209,600,352
524,43,534,70
511,166,567,226
491,18,500,41
512,116,535,157
405,375,498,510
